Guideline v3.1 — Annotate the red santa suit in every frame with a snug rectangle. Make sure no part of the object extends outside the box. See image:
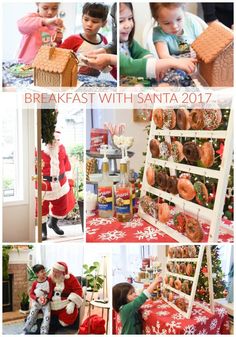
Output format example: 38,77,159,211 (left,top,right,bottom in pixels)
49,262,83,327
35,142,75,220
